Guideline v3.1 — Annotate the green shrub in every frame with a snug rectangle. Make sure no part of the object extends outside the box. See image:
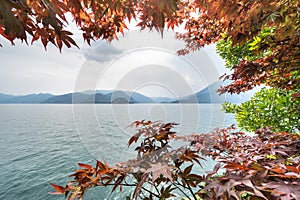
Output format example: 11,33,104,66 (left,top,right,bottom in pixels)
223,88,300,132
